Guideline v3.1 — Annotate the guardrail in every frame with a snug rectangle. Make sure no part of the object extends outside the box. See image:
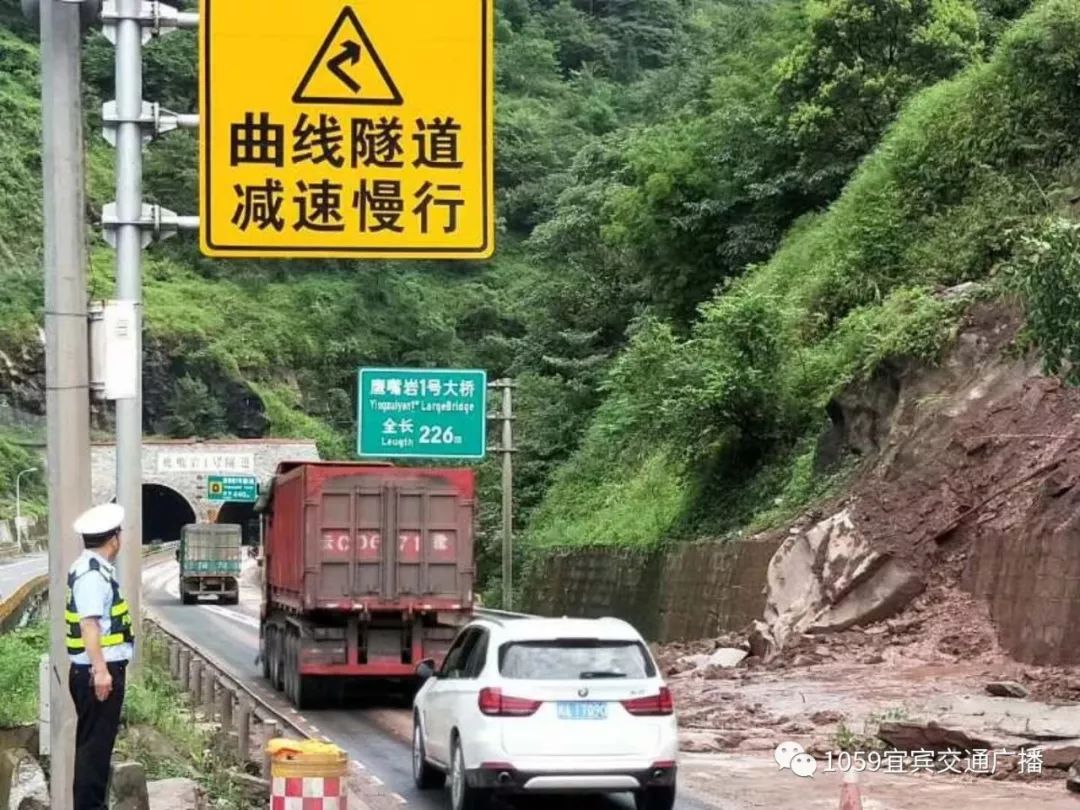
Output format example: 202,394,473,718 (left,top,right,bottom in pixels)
0,541,179,634
145,616,306,778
